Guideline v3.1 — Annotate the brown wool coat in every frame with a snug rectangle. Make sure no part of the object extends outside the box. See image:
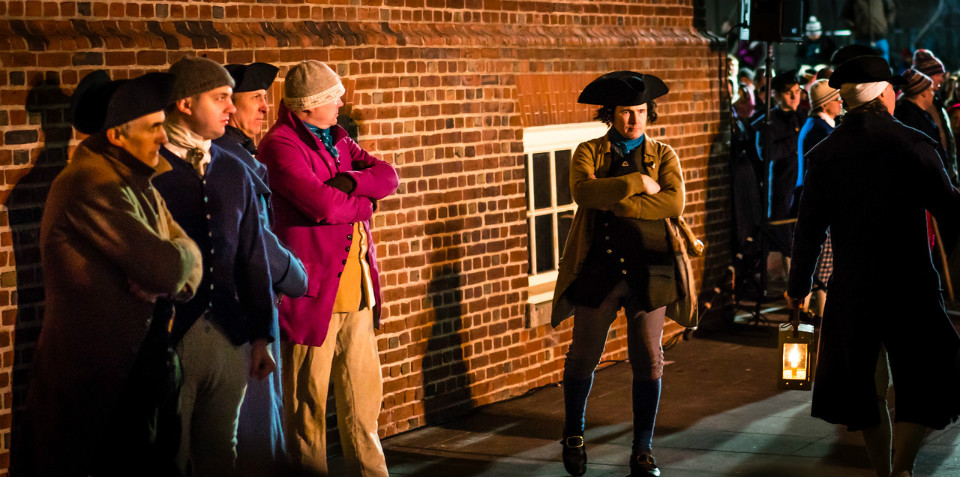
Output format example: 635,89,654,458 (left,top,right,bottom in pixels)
28,135,202,470
551,133,685,327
